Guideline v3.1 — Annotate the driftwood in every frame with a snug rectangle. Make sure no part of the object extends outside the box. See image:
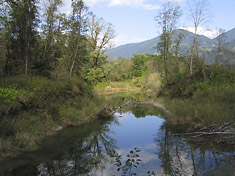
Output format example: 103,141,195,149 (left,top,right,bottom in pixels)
103,100,132,116
173,123,235,145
